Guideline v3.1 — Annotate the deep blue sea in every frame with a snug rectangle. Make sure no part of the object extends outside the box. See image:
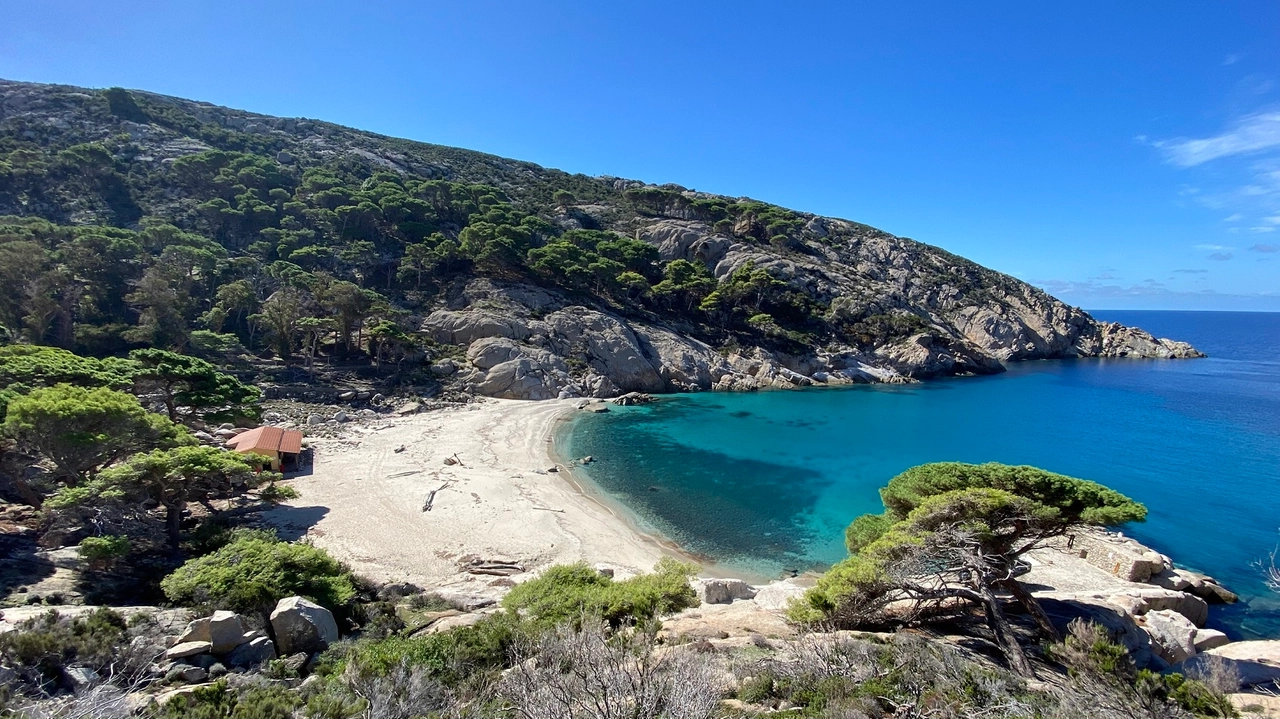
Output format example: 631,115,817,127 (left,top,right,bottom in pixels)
560,311,1280,638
